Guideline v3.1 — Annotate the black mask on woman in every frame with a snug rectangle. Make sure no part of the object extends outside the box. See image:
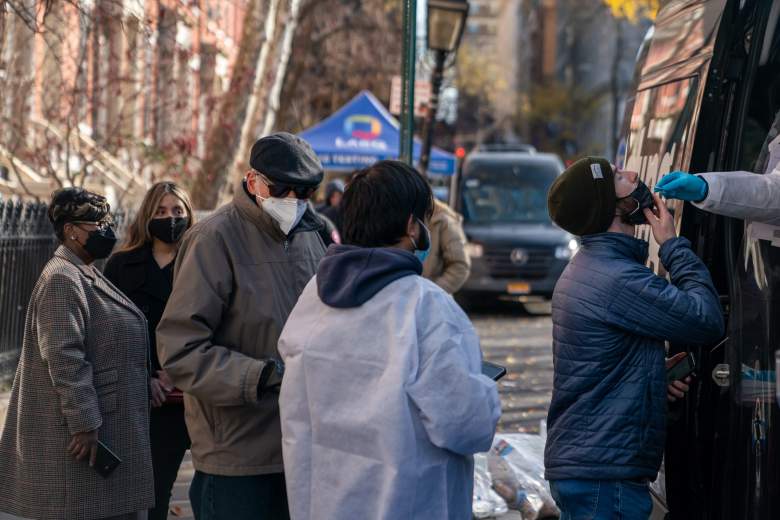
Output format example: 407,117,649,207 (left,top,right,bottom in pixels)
618,180,654,225
83,227,118,260
148,217,189,244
